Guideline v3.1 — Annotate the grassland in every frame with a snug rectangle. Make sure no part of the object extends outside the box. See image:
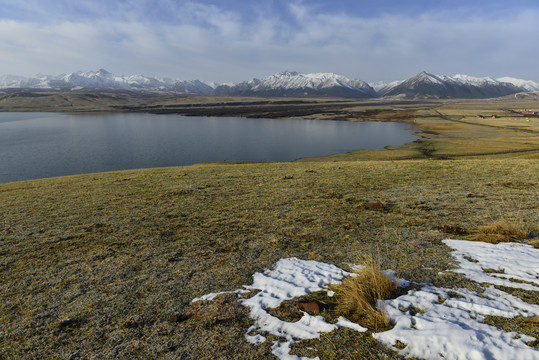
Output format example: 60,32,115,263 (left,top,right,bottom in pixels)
0,94,538,358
